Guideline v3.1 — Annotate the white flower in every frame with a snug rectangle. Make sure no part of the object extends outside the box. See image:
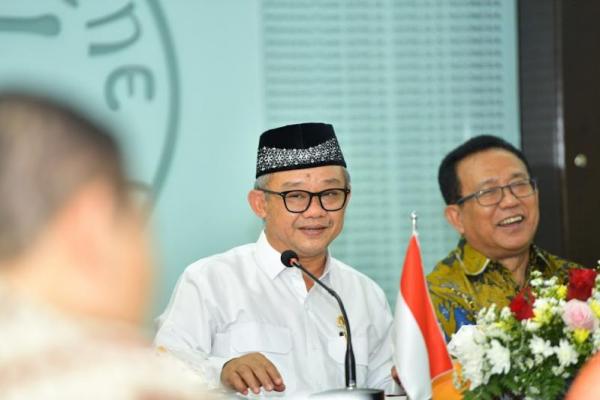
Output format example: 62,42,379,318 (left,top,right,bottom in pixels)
531,270,542,279
500,306,512,320
484,306,497,322
534,298,549,310
530,278,543,288
486,339,510,375
529,386,541,395
448,325,486,389
552,365,564,375
546,276,558,286
592,329,600,350
477,305,497,325
524,320,541,332
555,339,578,368
530,336,554,358
523,386,542,400
525,358,534,369
485,323,510,341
